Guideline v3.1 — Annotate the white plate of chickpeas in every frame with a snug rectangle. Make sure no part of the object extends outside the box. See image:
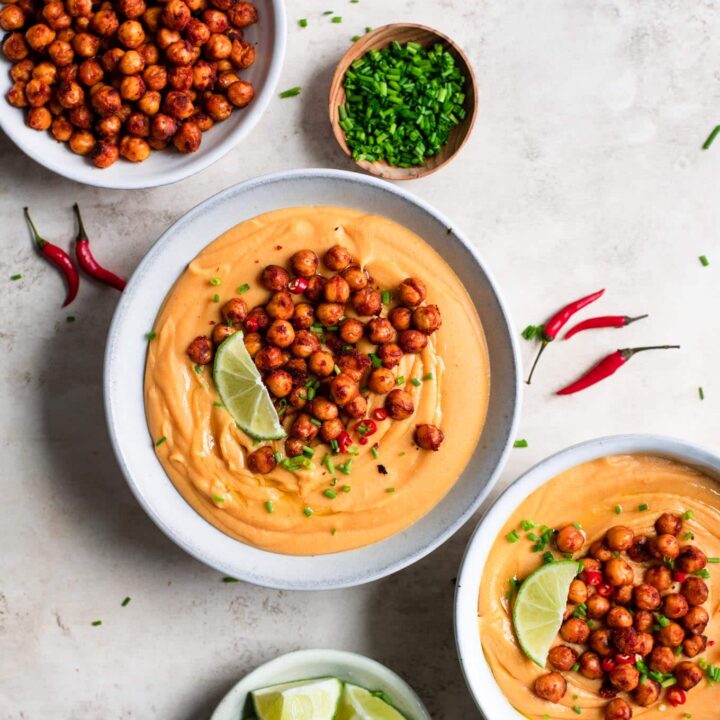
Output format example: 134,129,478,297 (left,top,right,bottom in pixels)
0,0,285,188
